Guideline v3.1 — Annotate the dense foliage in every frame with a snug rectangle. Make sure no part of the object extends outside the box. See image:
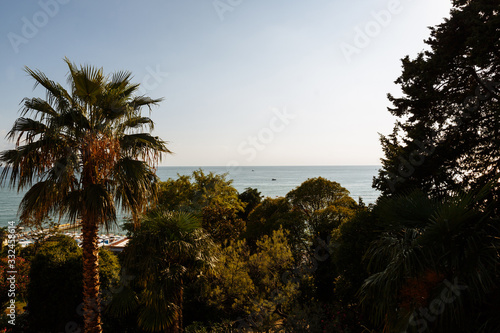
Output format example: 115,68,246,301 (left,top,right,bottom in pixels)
1,235,120,332
360,187,500,332
155,170,244,214
115,211,216,333
0,257,29,312
369,0,500,331
373,0,500,204
0,58,169,333
2,1,499,332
